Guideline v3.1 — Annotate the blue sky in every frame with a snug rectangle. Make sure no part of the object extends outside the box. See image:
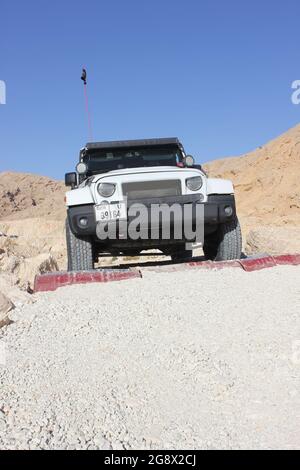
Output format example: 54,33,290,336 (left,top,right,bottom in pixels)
1,0,300,179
